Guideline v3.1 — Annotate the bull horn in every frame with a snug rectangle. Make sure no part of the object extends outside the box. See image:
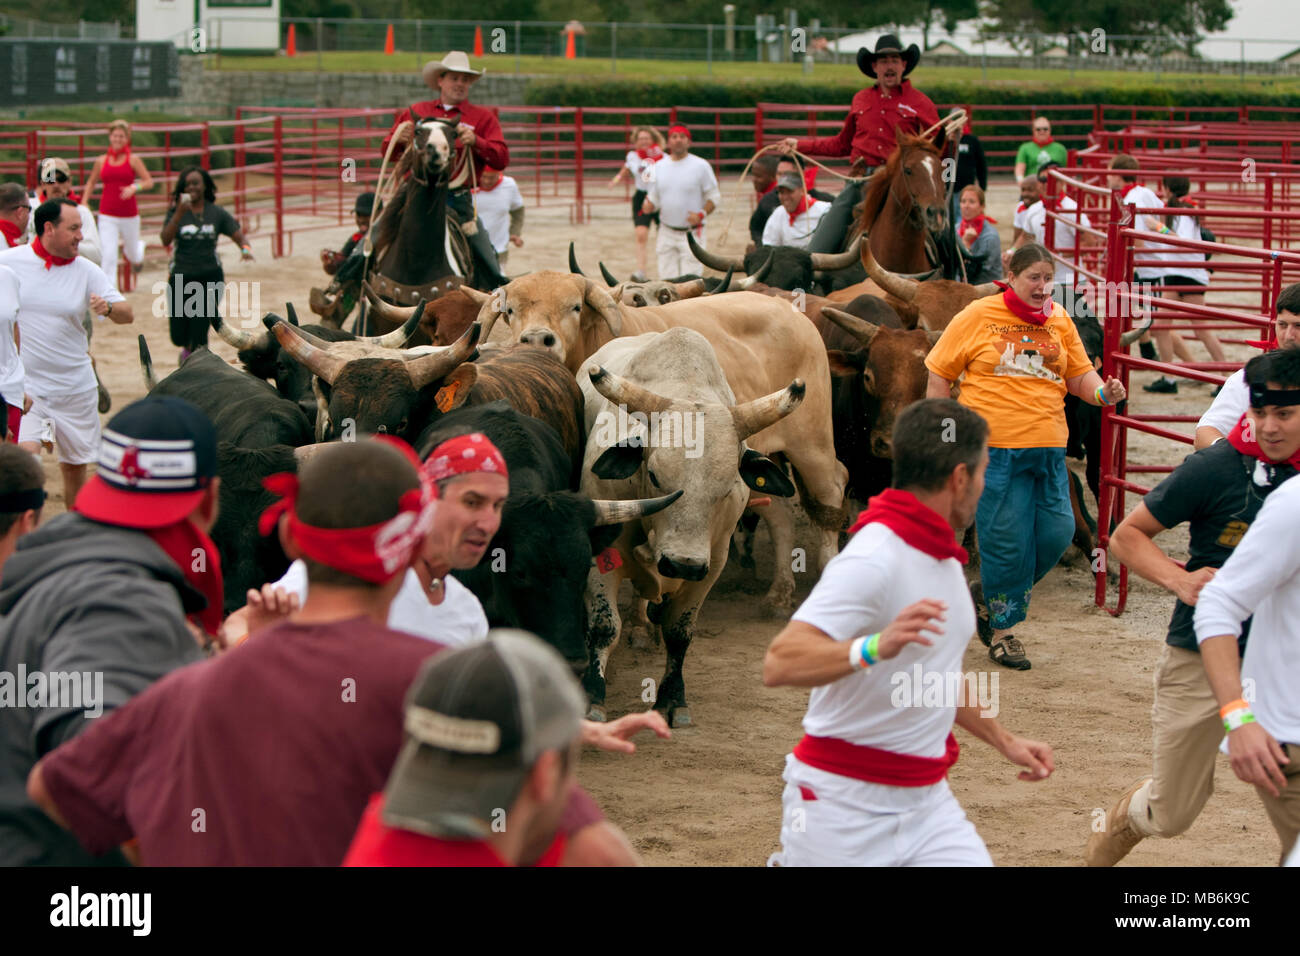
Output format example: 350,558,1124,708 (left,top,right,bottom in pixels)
407,321,481,390
672,278,706,298
810,236,863,272
587,364,672,416
212,312,271,351
731,380,806,440
286,302,301,327
862,243,919,303
590,489,685,527
971,281,1001,297
293,443,330,463
568,240,584,276
271,321,348,386
363,282,421,324
821,307,881,348
138,335,157,391
902,267,941,281
356,300,426,347
735,253,774,290
582,278,624,336
1120,313,1155,347
599,261,620,288
687,231,744,273
460,287,500,341
712,265,735,293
